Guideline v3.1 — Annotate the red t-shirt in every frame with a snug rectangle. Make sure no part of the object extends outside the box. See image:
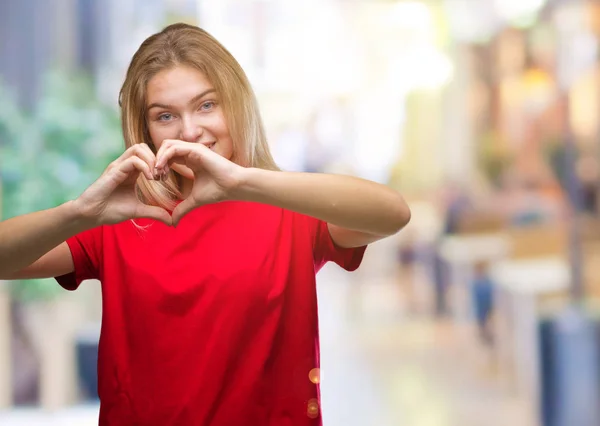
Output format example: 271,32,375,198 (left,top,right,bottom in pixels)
55,201,366,425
